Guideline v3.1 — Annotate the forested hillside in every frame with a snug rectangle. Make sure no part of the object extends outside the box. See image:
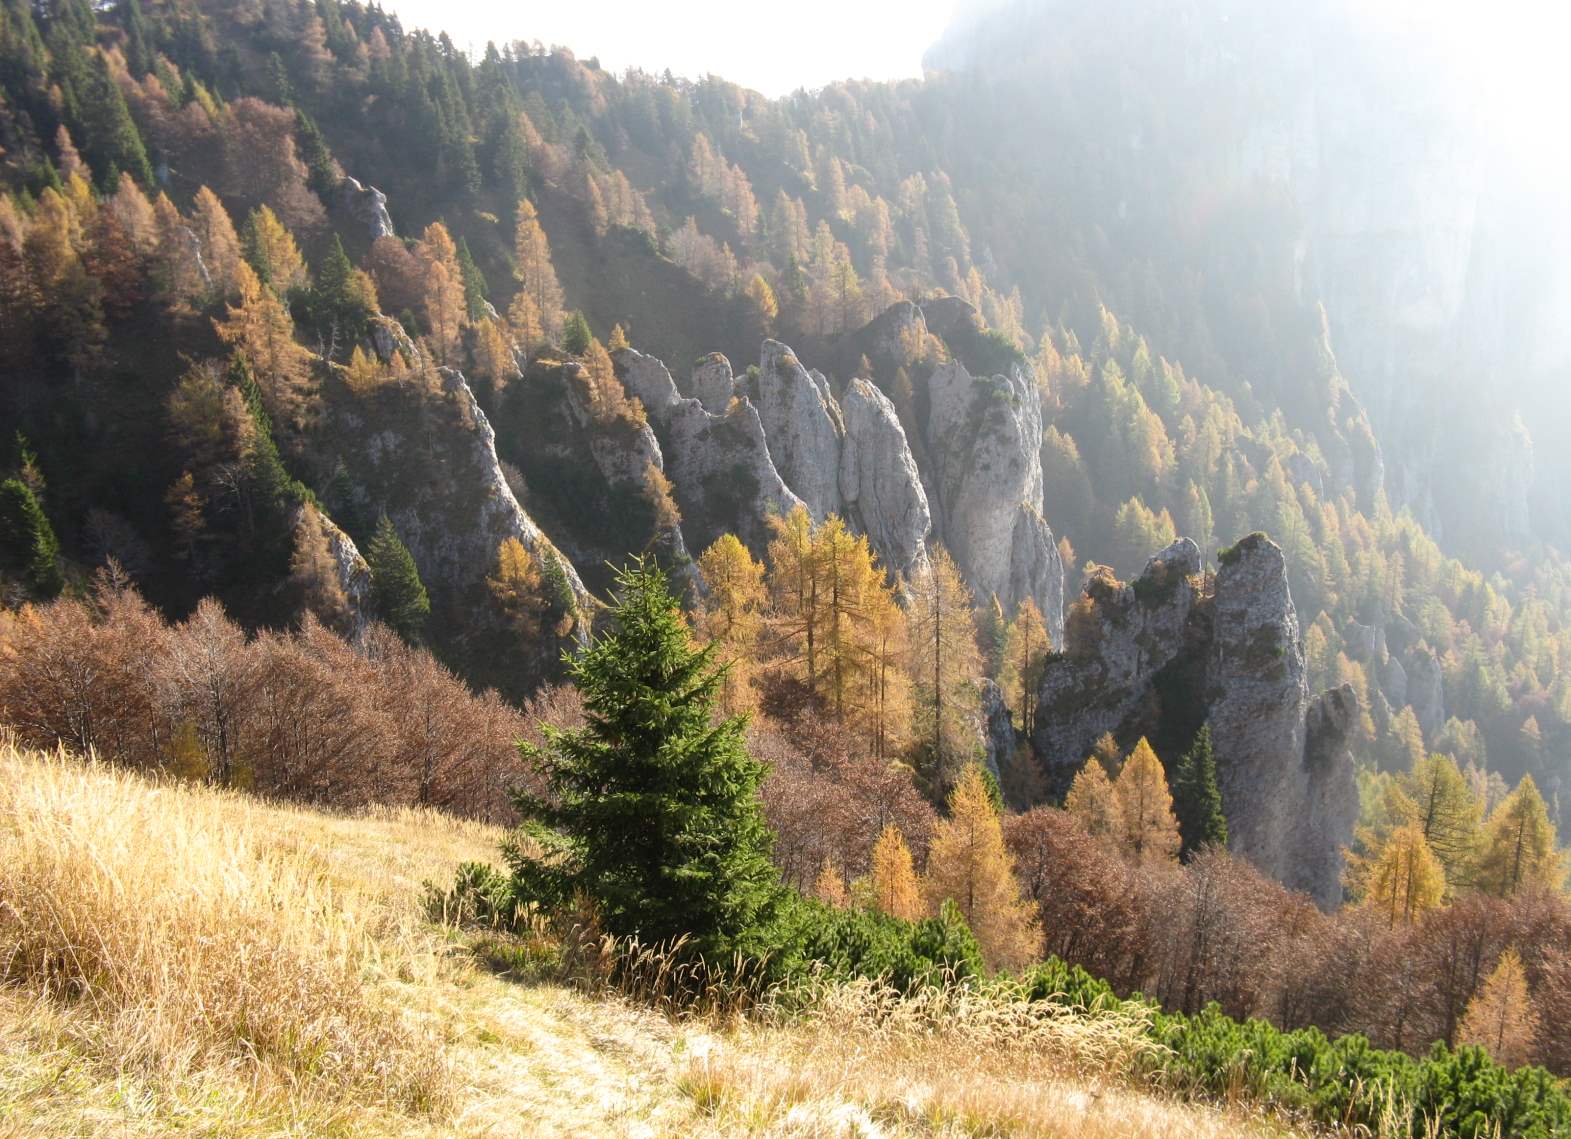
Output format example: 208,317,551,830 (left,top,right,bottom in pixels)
3,0,1571,1115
